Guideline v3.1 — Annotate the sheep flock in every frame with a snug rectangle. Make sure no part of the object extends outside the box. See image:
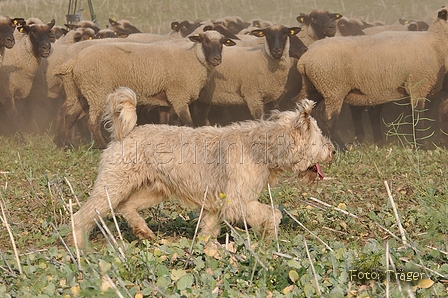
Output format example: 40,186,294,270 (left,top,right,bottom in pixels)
0,5,448,149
